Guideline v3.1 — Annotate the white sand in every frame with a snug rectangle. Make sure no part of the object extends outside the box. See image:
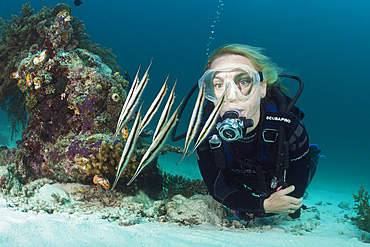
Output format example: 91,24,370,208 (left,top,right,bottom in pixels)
0,153,369,247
